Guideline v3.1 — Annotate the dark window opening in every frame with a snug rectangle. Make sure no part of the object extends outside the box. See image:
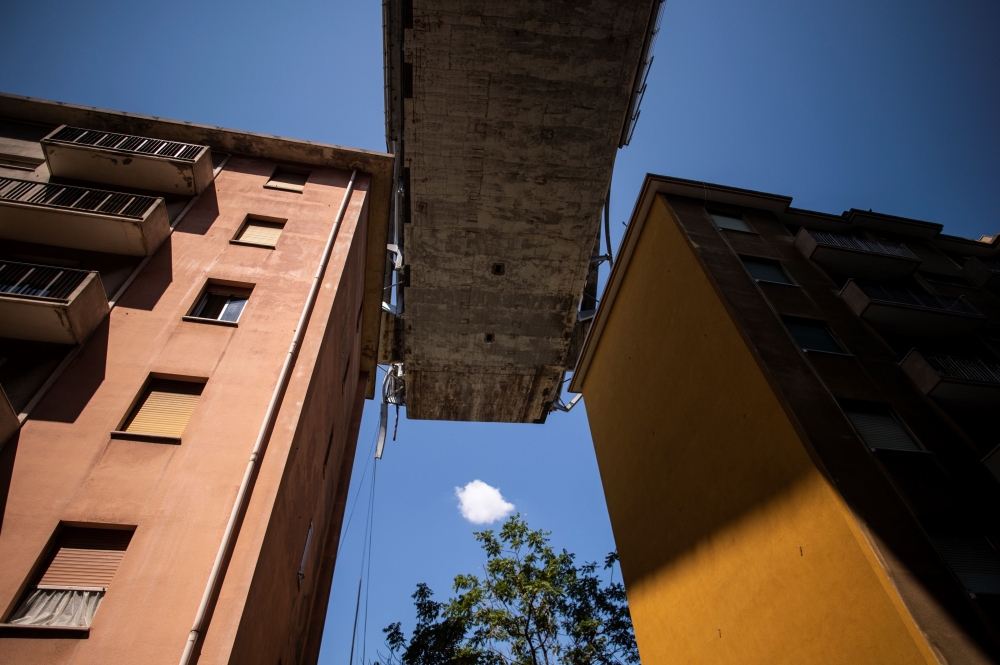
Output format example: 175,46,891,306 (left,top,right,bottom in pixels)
265,168,309,193
783,318,844,354
709,212,752,233
491,263,505,276
741,257,794,285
